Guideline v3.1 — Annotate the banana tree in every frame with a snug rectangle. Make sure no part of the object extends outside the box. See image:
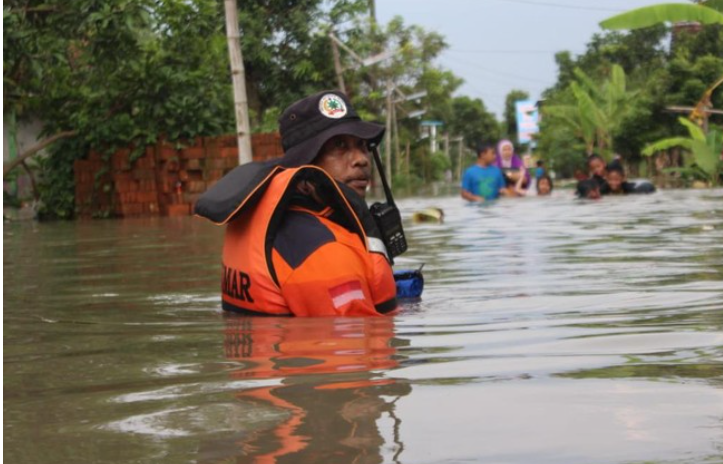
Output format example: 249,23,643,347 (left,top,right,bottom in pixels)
600,1,723,30
543,64,636,159
642,117,723,186
544,87,597,156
